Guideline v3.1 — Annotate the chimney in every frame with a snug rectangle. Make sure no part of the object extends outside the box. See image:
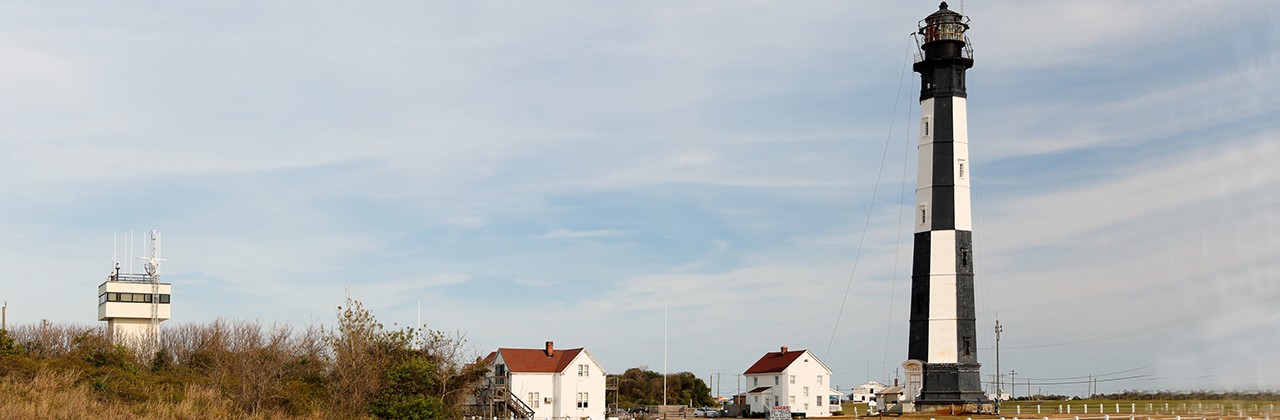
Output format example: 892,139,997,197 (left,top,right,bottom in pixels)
545,341,554,357
780,346,788,354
